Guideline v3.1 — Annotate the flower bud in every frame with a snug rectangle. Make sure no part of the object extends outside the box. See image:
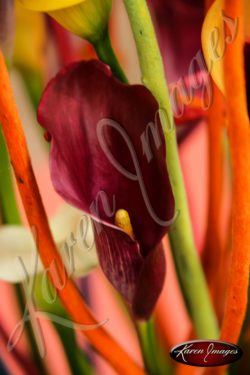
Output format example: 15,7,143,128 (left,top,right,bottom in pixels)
18,0,112,43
